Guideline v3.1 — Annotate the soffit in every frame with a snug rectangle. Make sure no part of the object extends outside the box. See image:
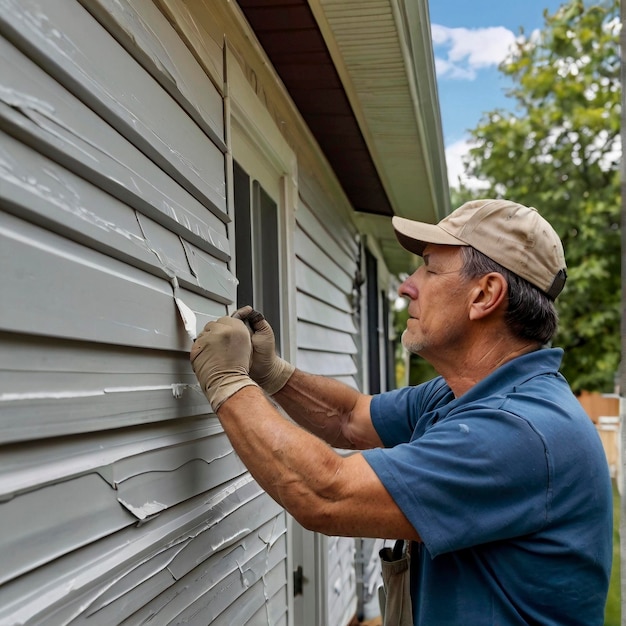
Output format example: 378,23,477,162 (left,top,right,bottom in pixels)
236,0,450,275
